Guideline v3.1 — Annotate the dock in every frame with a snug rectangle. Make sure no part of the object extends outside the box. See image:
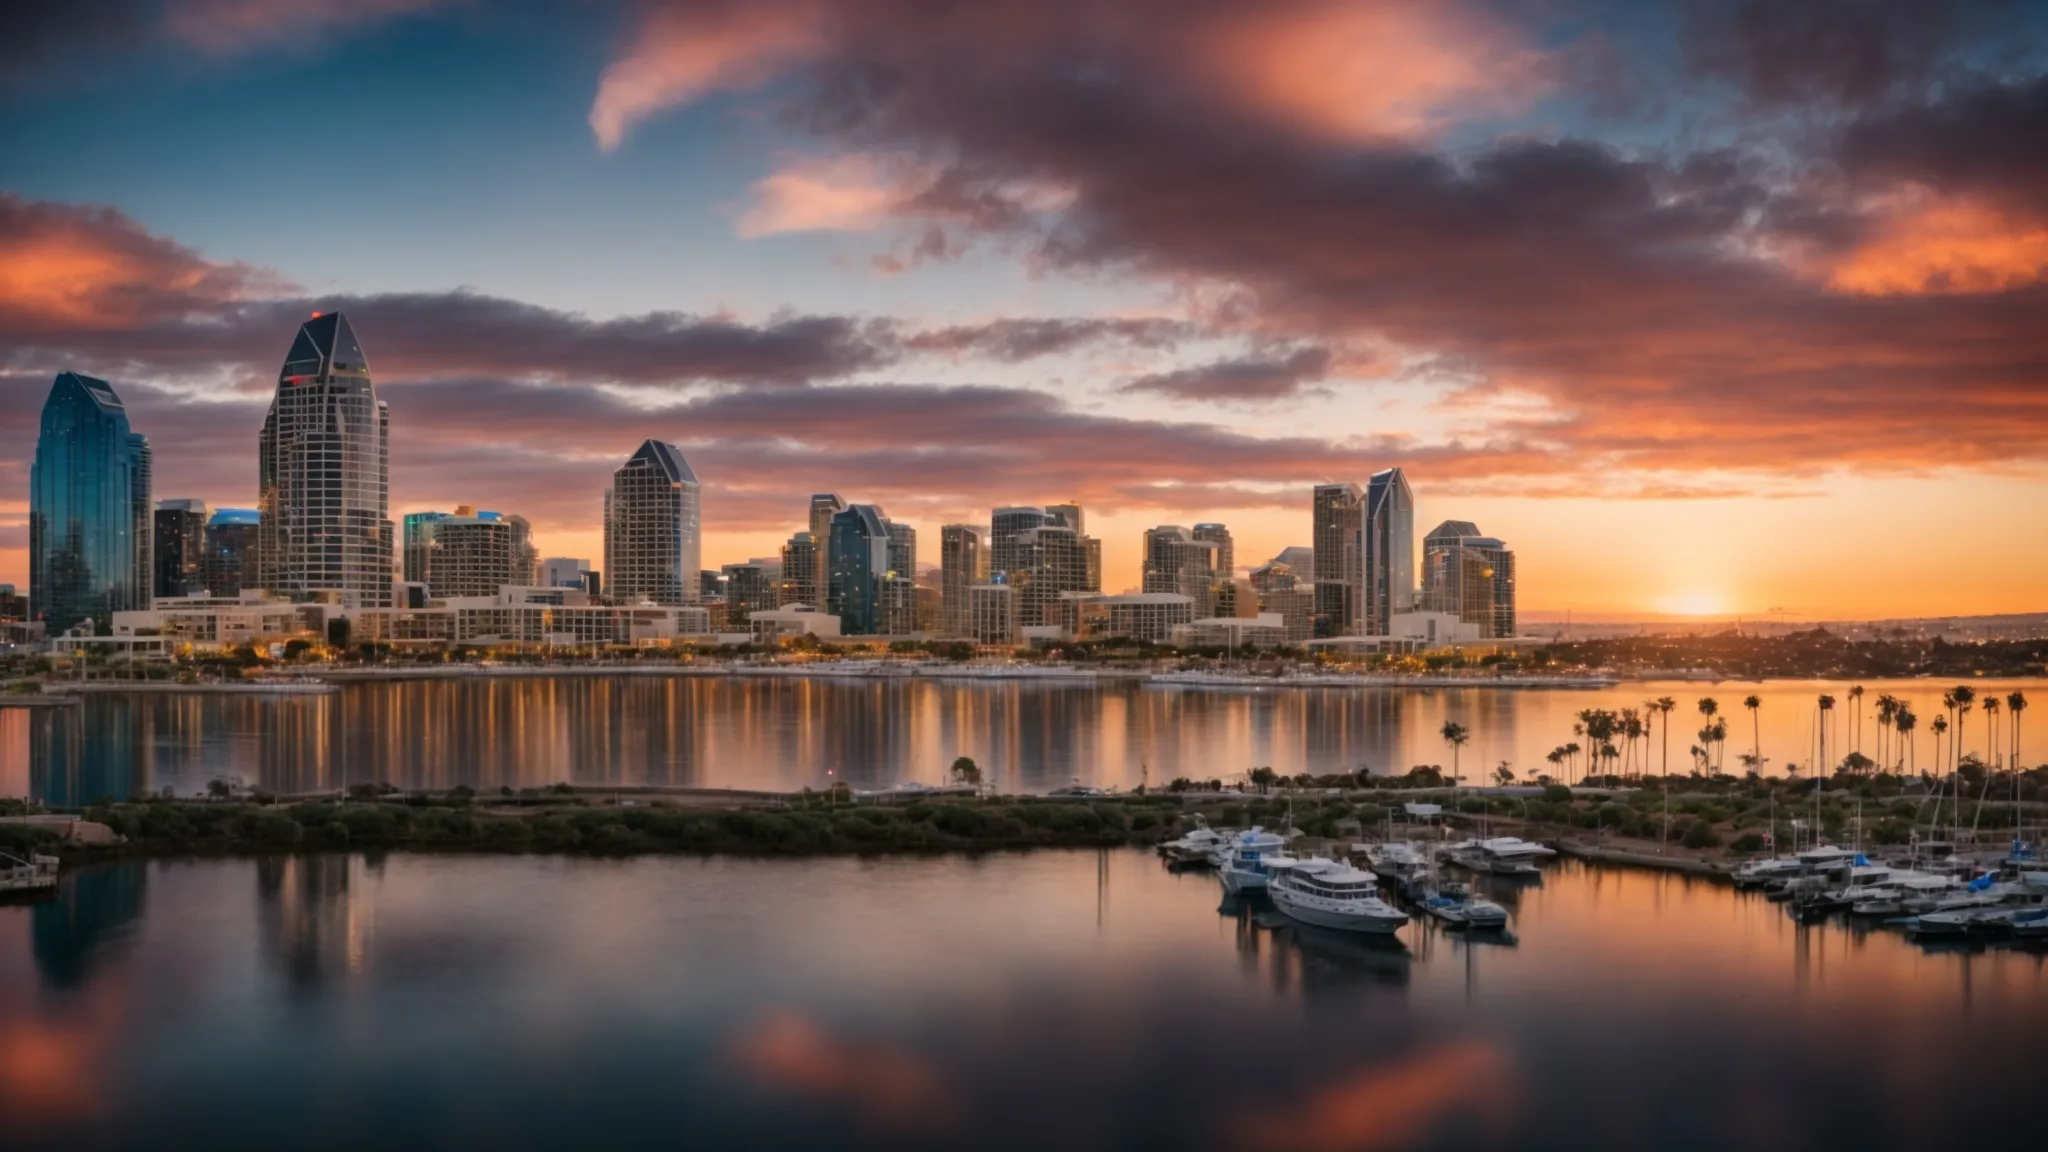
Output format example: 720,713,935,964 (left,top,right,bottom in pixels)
1553,838,1731,878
